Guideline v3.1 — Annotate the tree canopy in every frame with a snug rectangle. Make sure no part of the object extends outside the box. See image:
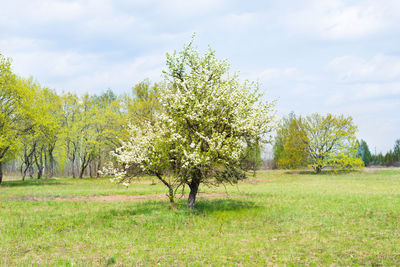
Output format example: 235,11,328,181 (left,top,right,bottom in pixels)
357,139,372,167
273,112,308,169
105,40,275,208
274,113,363,173
298,113,363,173
0,55,35,182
